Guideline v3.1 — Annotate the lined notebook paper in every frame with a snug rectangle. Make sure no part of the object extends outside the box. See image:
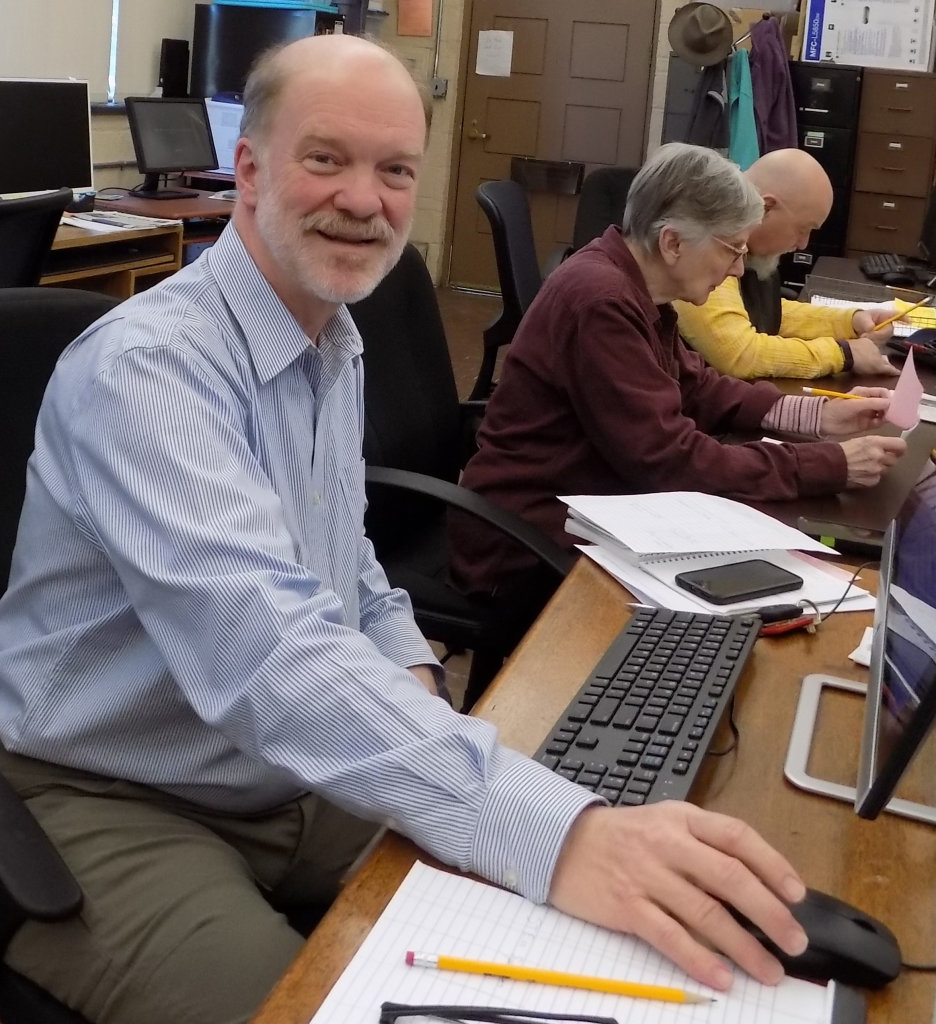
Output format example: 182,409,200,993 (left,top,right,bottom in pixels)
310,861,838,1024
808,294,936,338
